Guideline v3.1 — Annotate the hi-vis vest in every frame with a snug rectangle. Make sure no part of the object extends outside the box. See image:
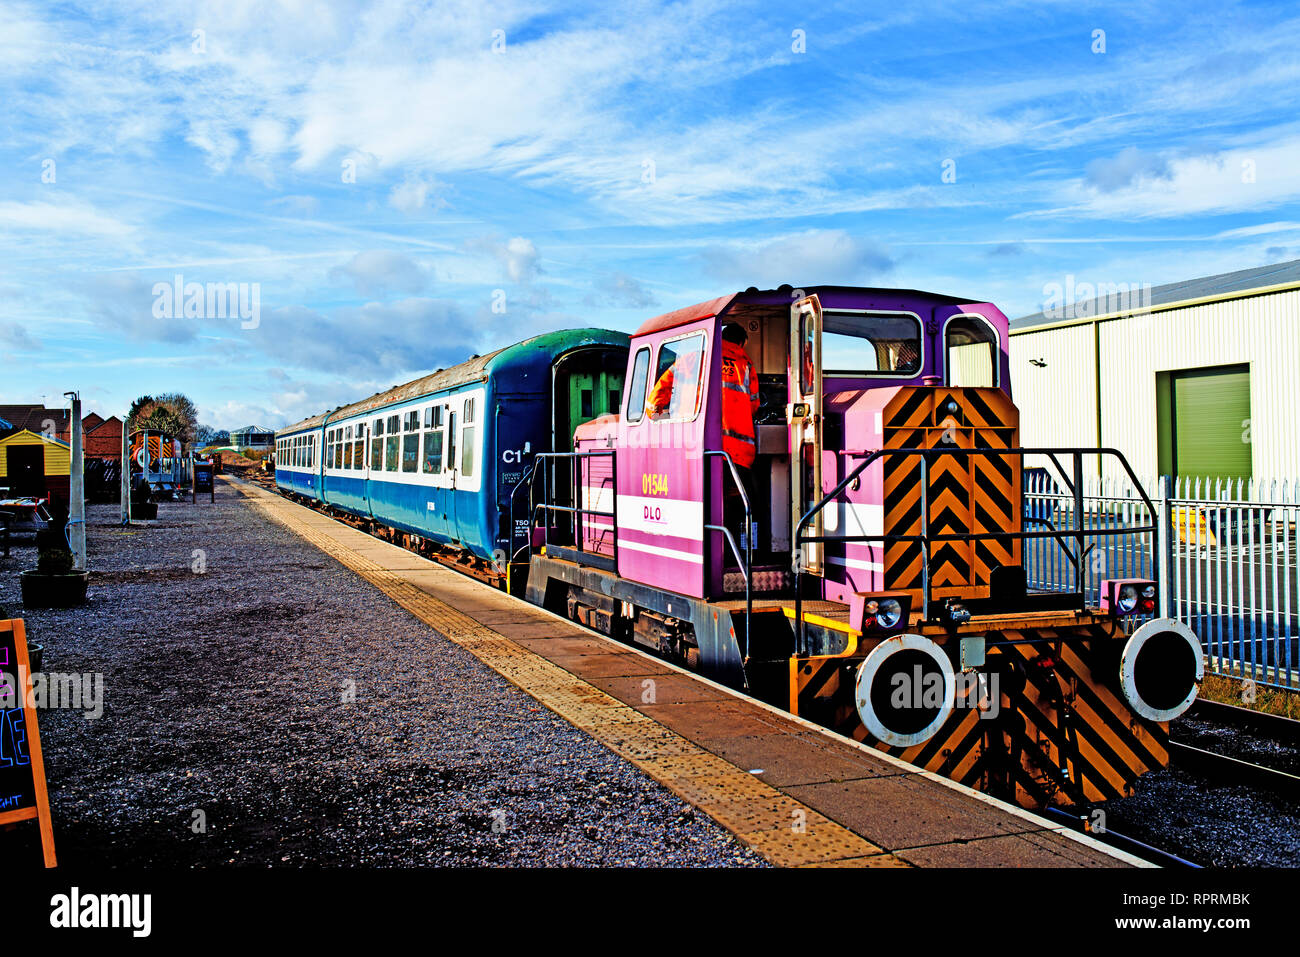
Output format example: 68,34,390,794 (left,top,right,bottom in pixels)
720,340,759,468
